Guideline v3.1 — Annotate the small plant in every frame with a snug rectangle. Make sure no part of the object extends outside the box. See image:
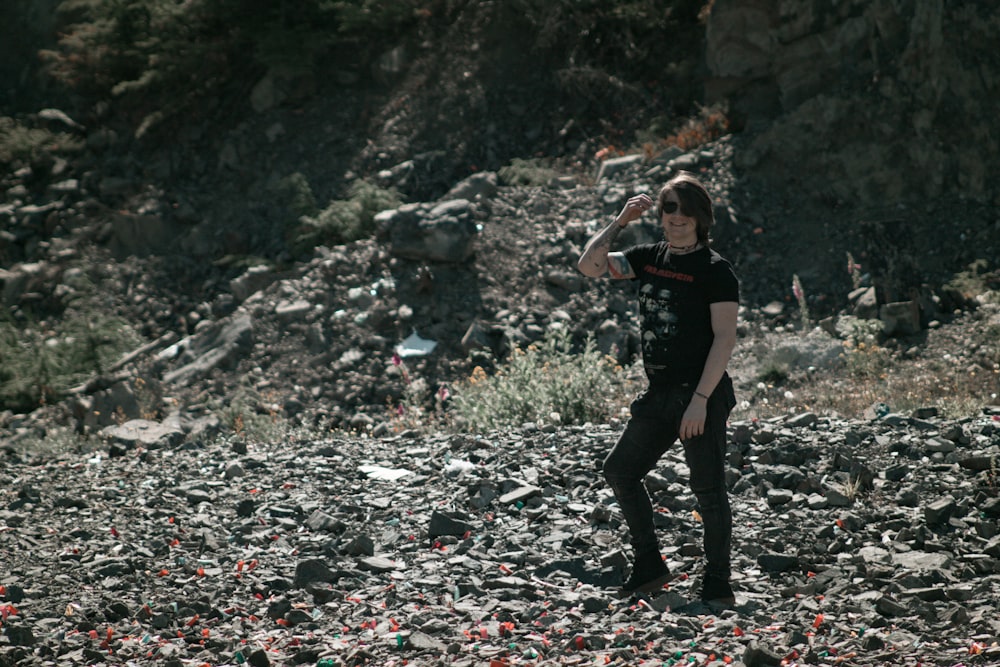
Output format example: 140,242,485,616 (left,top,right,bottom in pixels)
293,178,402,251
498,158,558,186
842,338,892,381
450,328,631,432
0,116,84,167
792,274,810,330
757,365,789,386
836,476,864,503
0,312,141,413
989,456,999,494
273,172,319,220
945,259,999,302
216,386,286,444
660,104,730,152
